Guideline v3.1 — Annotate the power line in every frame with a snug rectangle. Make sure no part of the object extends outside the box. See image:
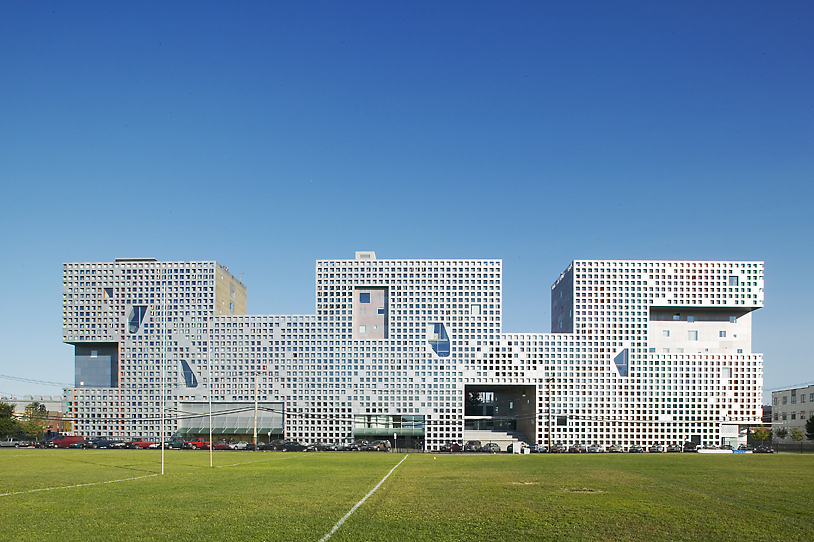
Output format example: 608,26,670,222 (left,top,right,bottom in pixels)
0,374,71,387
